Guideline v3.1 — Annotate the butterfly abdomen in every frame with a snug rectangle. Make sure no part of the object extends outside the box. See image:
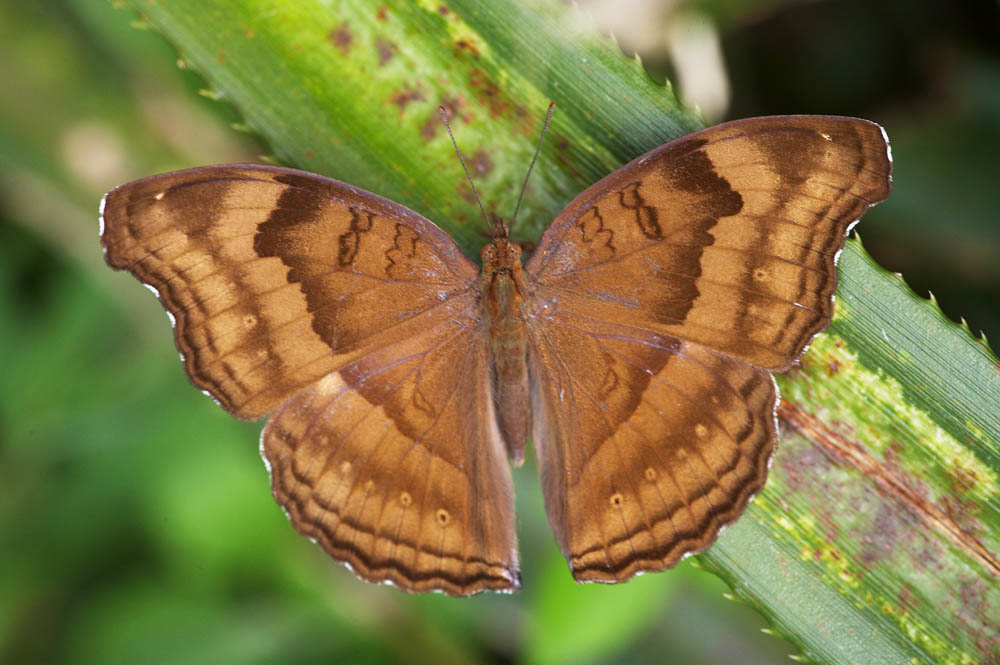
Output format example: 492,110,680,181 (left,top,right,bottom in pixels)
482,244,532,467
